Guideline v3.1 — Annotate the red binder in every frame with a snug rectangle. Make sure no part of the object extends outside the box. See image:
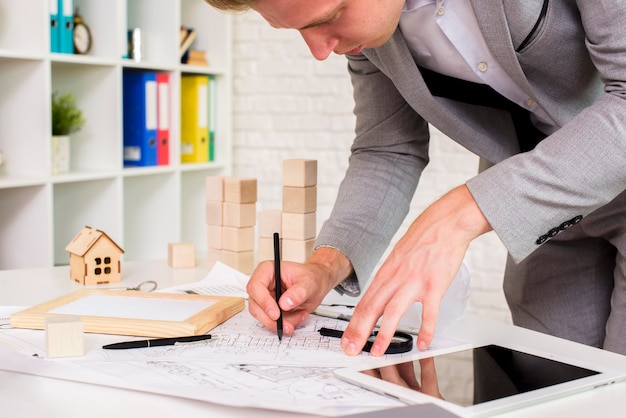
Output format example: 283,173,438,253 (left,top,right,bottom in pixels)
156,72,170,165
